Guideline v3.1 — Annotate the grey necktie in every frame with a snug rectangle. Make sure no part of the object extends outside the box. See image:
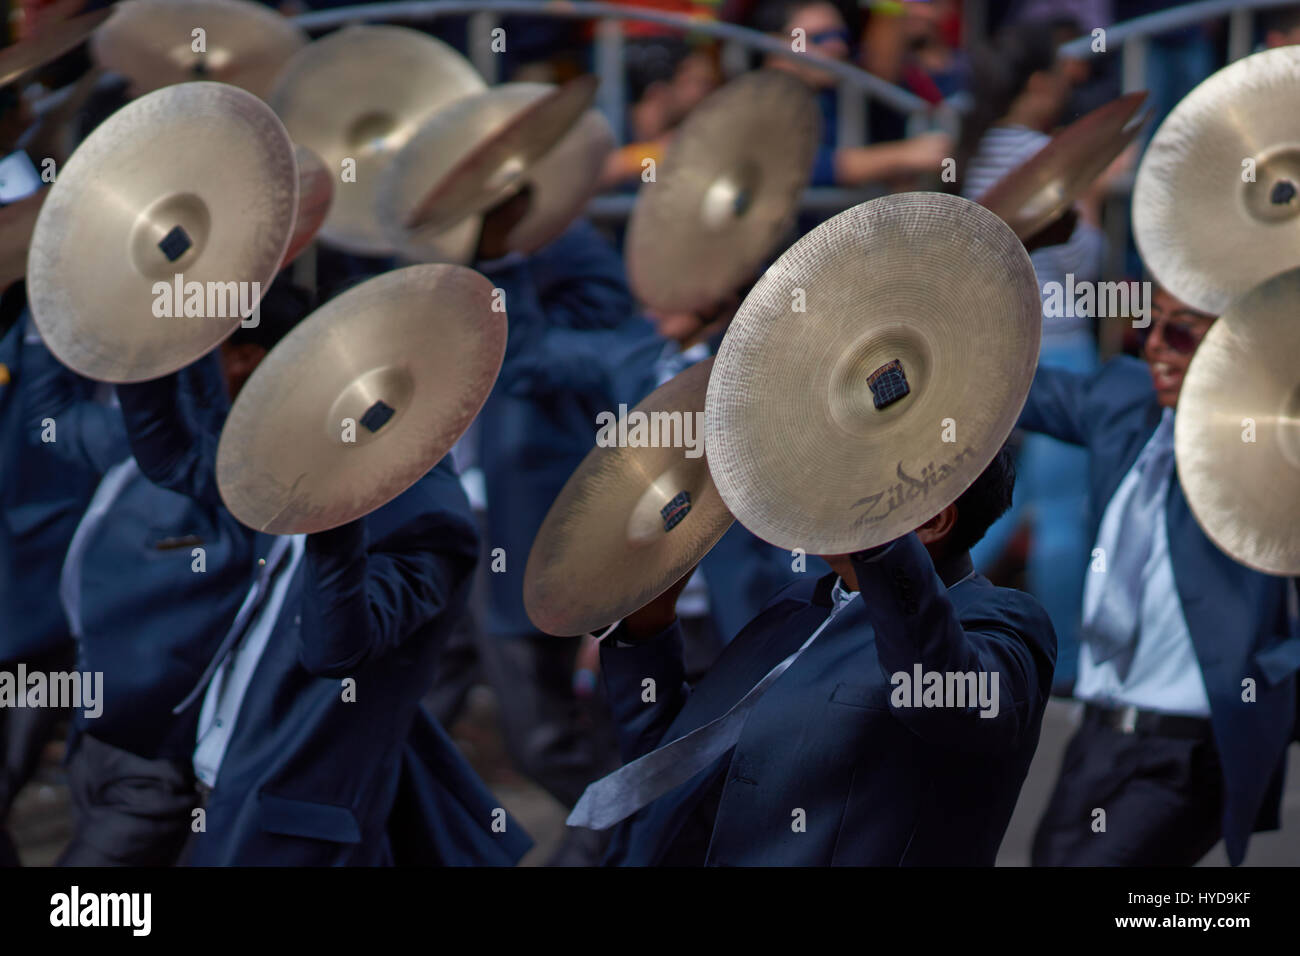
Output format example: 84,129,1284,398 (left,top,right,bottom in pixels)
172,535,294,714
1082,411,1176,664
567,585,858,831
